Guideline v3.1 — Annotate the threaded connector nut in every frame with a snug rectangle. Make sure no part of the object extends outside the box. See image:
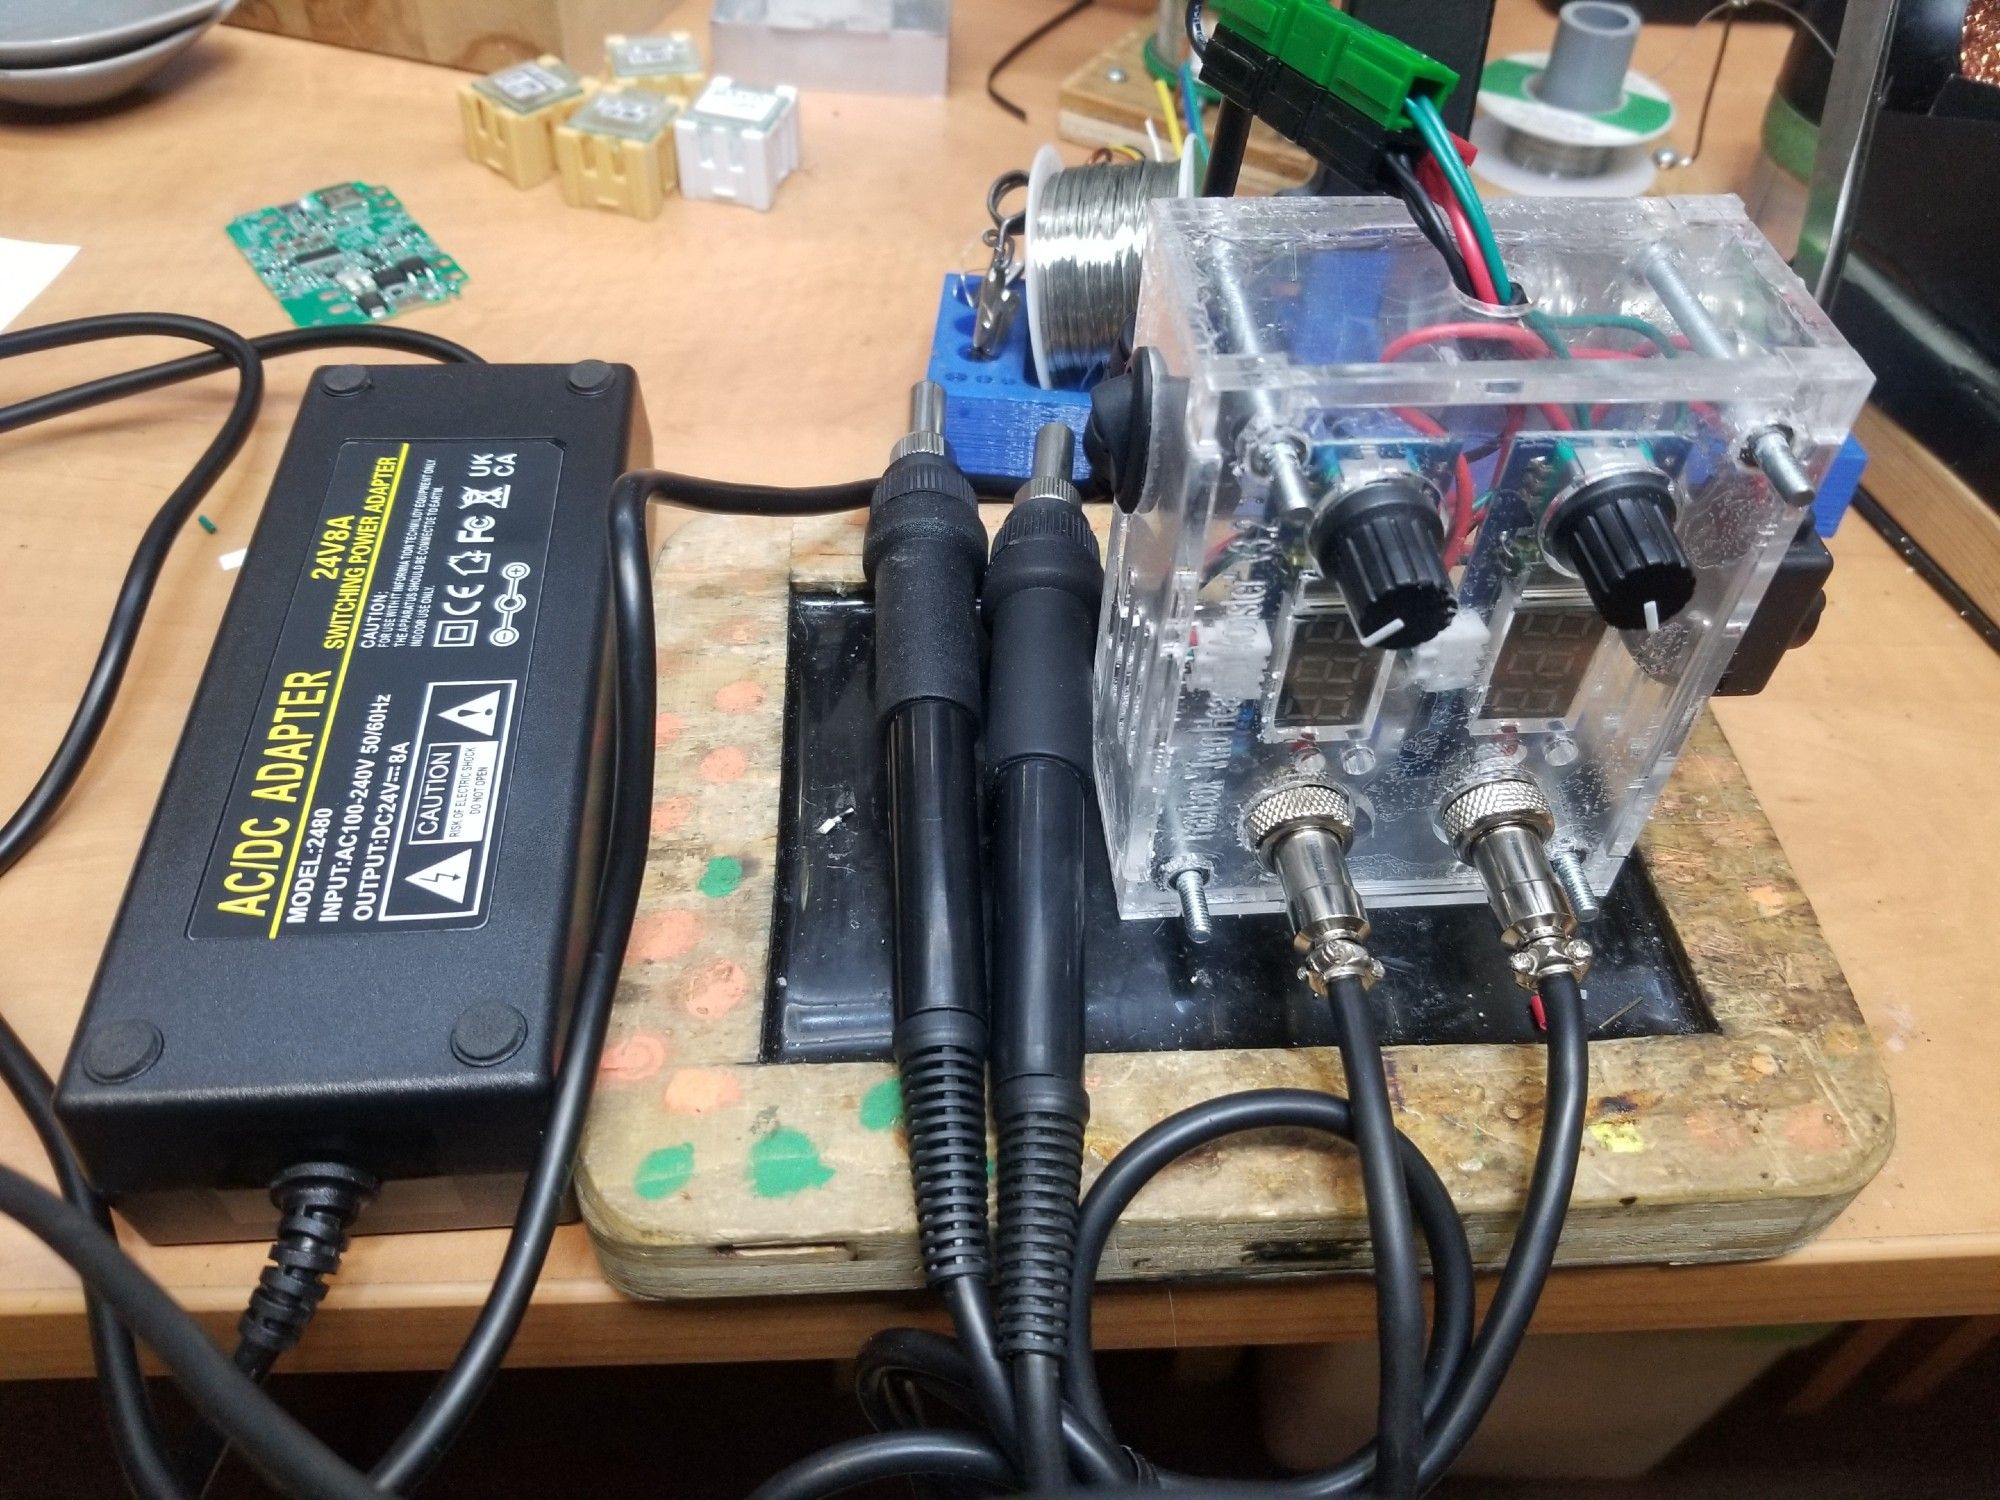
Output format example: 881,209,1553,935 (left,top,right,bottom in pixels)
1438,772,1554,857
1240,778,1356,856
